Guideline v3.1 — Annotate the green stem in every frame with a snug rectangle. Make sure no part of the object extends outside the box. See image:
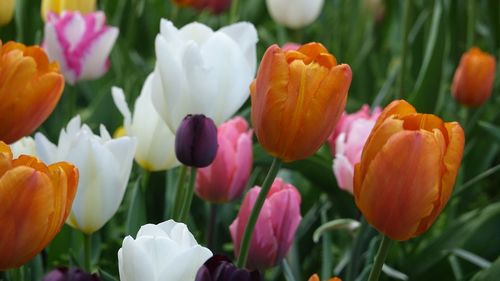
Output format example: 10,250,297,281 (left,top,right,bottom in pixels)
172,165,188,221
321,205,332,280
466,0,475,48
236,158,282,268
346,217,368,281
83,234,92,273
396,0,411,99
229,0,239,23
367,235,392,281
141,169,150,193
179,167,197,222
206,203,218,250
